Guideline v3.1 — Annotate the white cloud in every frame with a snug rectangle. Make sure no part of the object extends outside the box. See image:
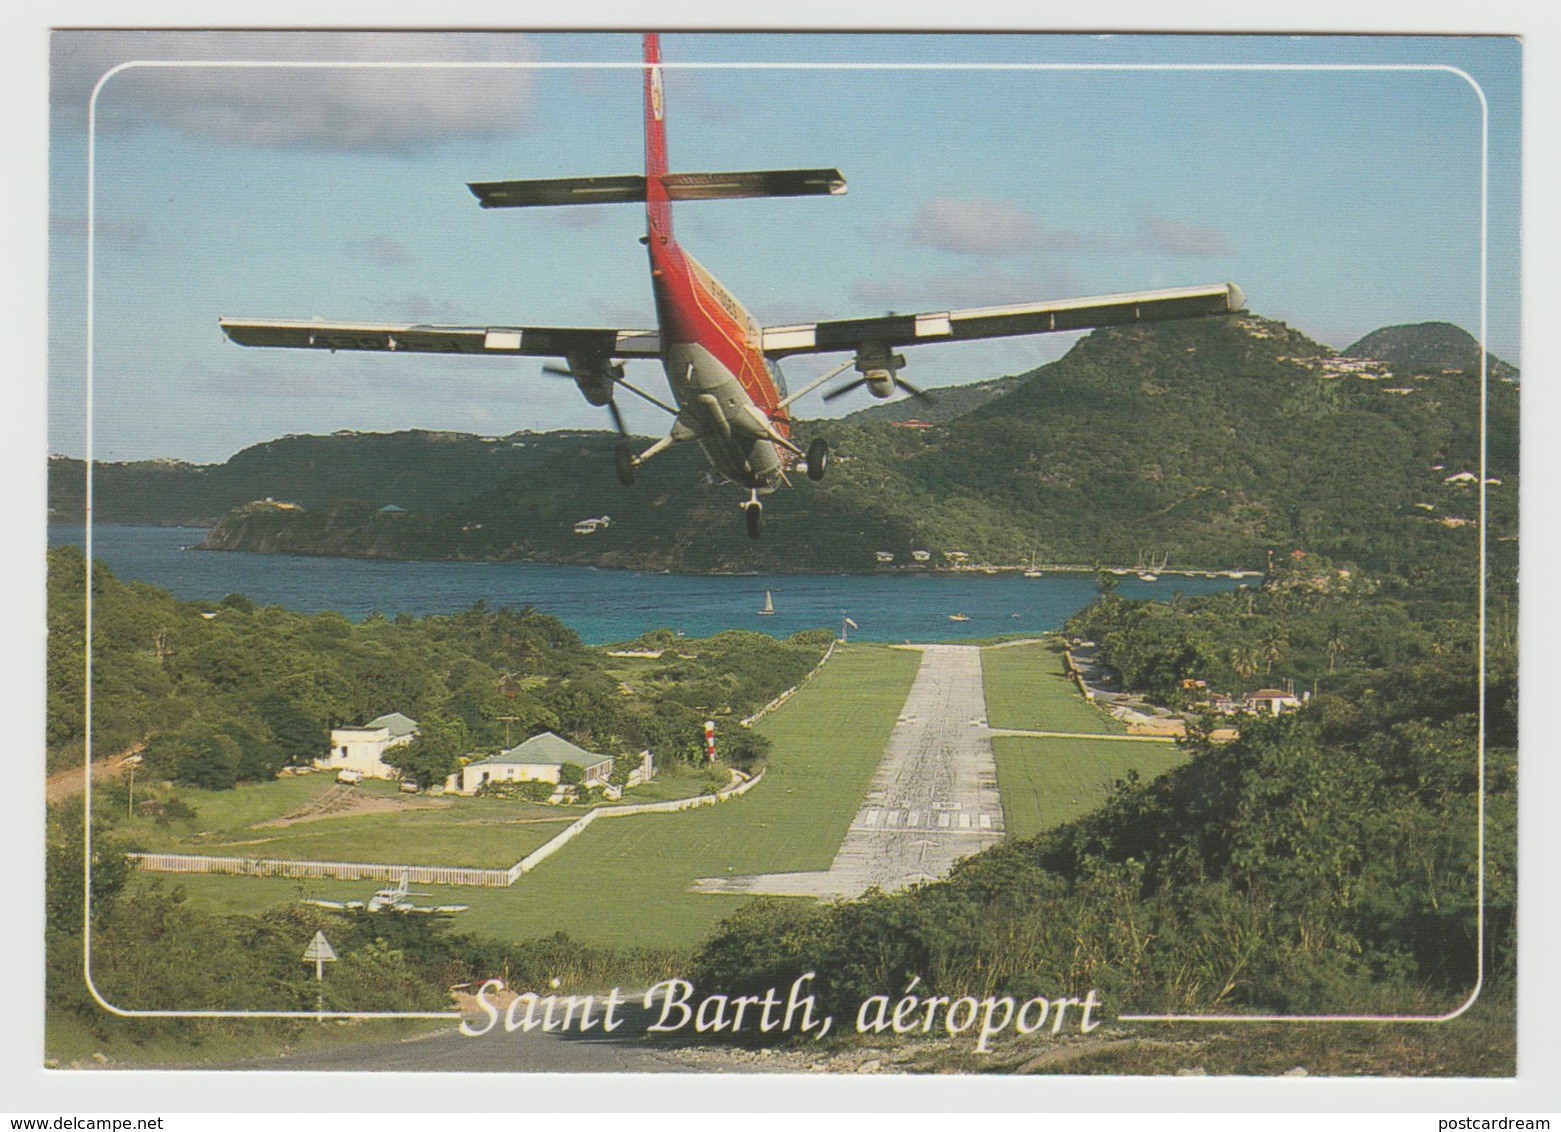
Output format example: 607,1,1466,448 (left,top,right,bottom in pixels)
1140,214,1232,256
848,263,1079,313
908,196,1075,257
53,31,540,152
343,235,414,267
